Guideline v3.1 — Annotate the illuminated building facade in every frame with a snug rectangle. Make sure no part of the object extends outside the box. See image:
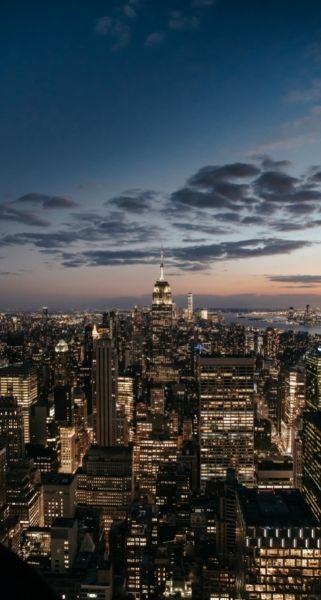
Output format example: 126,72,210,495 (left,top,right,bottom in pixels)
0,365,38,444
41,473,76,527
59,426,77,474
151,253,174,381
198,356,255,487
305,347,321,410
237,488,321,599
116,376,134,445
0,396,24,463
77,446,133,533
280,368,305,455
303,411,321,522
